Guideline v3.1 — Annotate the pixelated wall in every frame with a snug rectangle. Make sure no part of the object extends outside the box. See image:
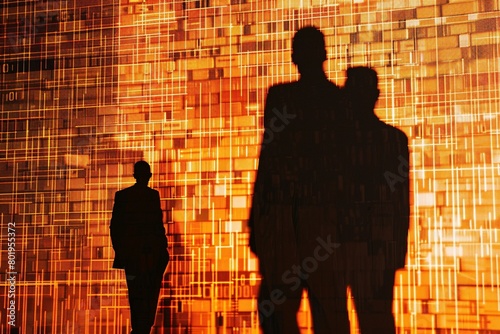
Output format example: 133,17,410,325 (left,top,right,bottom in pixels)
1,0,500,333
